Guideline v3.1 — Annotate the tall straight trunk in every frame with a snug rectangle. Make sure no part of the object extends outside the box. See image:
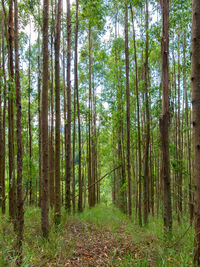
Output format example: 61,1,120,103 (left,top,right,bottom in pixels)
72,85,76,214
192,0,200,263
130,5,142,226
62,10,65,207
0,15,3,210
94,93,97,205
177,38,182,220
14,0,24,263
49,0,55,208
91,83,96,207
172,51,178,212
65,0,71,212
8,0,16,222
183,33,193,224
112,134,116,205
62,9,67,208
150,141,154,216
28,31,32,205
75,0,82,213
41,0,49,238
54,0,61,224
38,6,42,208
143,0,150,225
124,0,131,217
88,26,92,208
1,10,6,214
160,0,172,232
